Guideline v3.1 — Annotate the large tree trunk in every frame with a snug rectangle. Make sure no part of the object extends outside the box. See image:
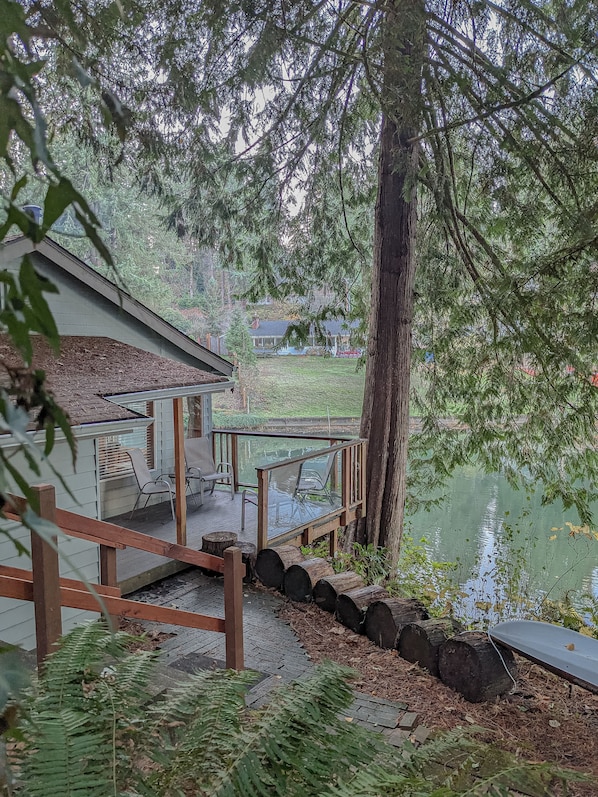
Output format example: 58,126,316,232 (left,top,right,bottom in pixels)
349,1,425,566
